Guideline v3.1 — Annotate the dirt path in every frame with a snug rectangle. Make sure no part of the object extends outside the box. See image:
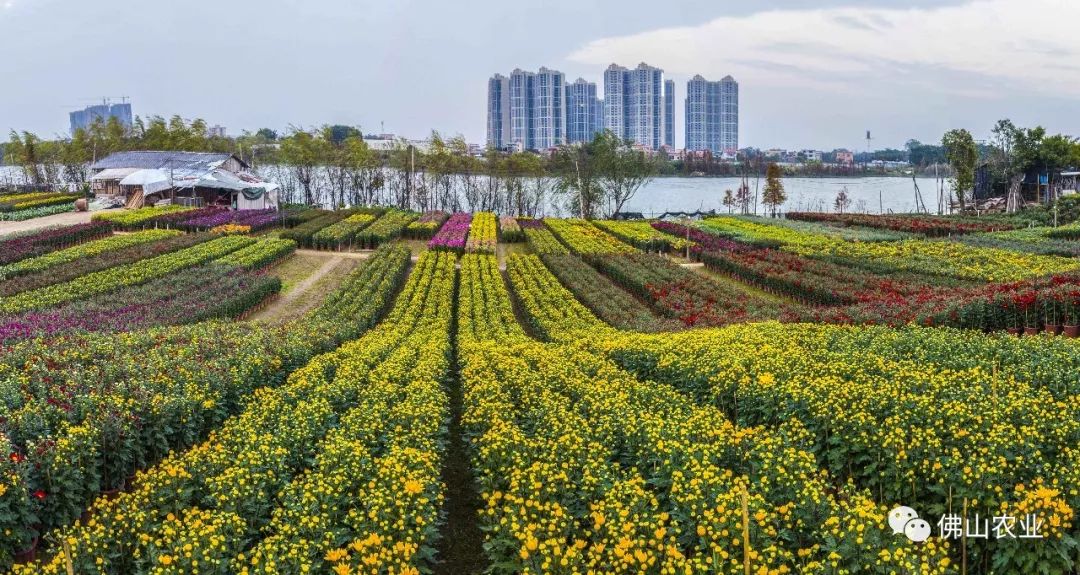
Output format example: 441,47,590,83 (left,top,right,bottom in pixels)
250,255,358,323
0,211,92,235
295,248,372,260
690,264,804,307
